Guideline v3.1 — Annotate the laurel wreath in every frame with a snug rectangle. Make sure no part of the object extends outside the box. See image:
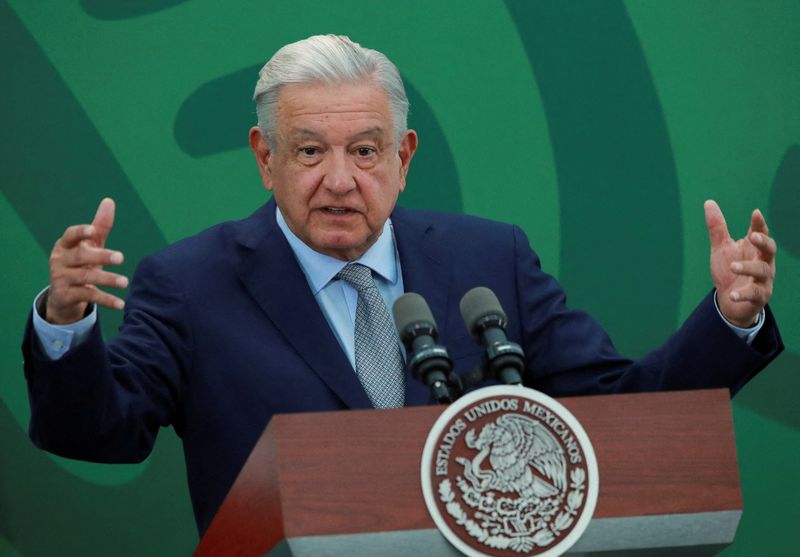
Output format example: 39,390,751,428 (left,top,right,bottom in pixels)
438,467,586,553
